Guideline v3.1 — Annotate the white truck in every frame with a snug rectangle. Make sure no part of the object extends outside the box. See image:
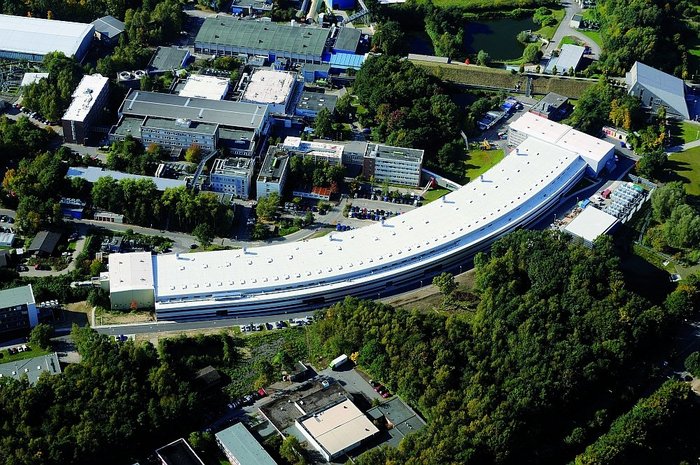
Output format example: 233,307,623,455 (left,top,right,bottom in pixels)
329,354,349,370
